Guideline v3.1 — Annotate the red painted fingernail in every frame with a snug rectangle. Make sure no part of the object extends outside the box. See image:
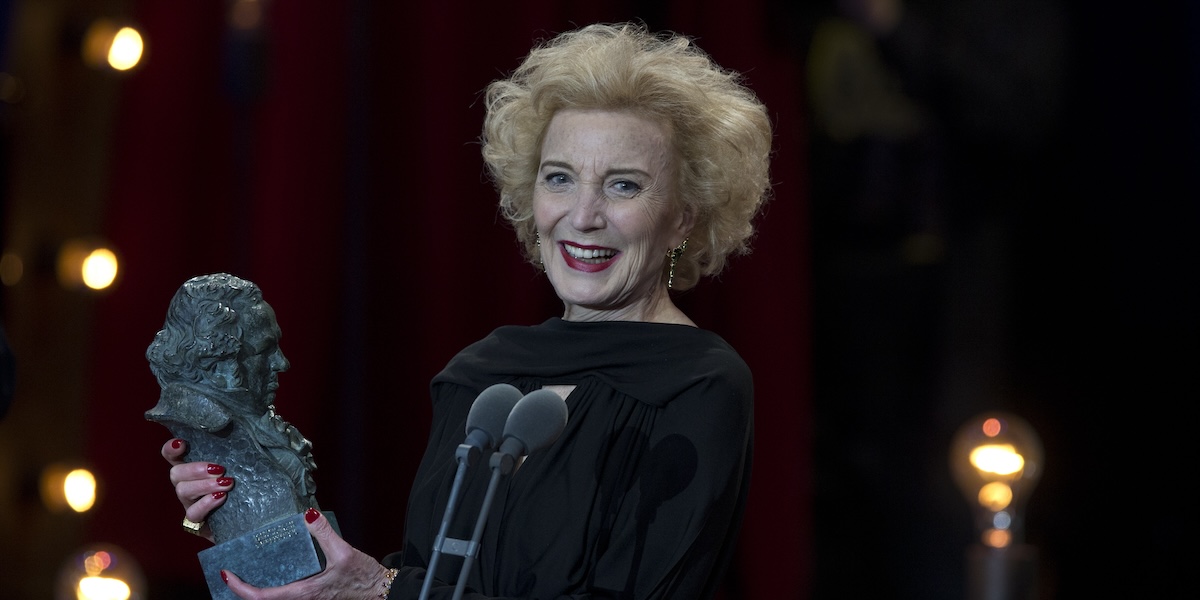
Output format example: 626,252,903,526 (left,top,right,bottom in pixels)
305,507,320,523
171,439,183,449
207,464,225,475
212,491,226,500
216,477,233,487
220,570,229,584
